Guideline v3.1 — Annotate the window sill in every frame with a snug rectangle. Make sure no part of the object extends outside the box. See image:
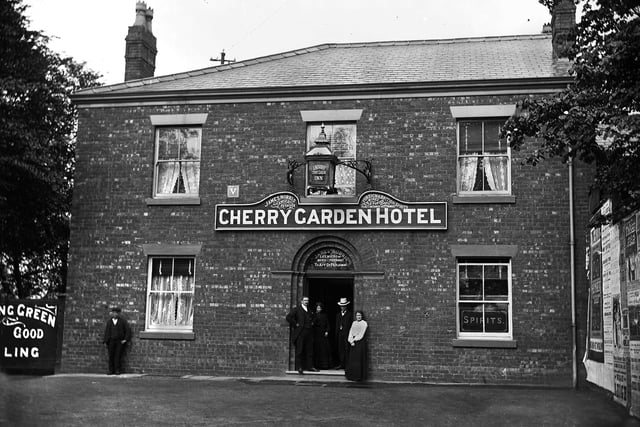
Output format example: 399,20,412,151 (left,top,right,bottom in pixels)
452,339,517,348
145,197,201,206
139,331,195,340
452,195,515,204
